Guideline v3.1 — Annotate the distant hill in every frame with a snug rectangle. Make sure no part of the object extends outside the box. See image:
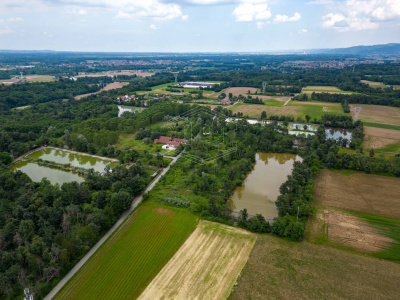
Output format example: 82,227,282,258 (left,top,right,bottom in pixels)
313,43,400,55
